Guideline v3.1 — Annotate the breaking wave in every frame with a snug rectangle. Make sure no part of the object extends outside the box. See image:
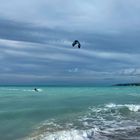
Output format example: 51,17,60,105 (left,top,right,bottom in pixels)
105,103,140,112
25,103,140,140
